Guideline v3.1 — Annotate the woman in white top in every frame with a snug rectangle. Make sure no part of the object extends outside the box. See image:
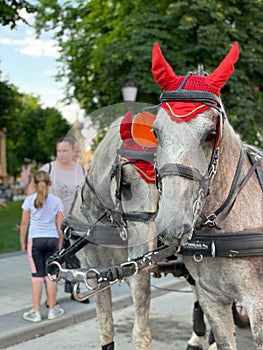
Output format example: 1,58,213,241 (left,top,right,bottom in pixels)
20,171,64,322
